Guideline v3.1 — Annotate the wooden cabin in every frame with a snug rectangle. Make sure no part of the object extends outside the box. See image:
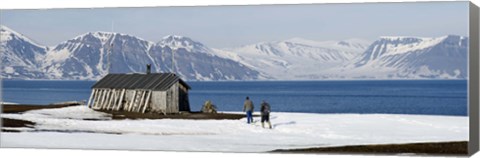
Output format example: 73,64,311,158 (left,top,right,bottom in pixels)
87,73,191,114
